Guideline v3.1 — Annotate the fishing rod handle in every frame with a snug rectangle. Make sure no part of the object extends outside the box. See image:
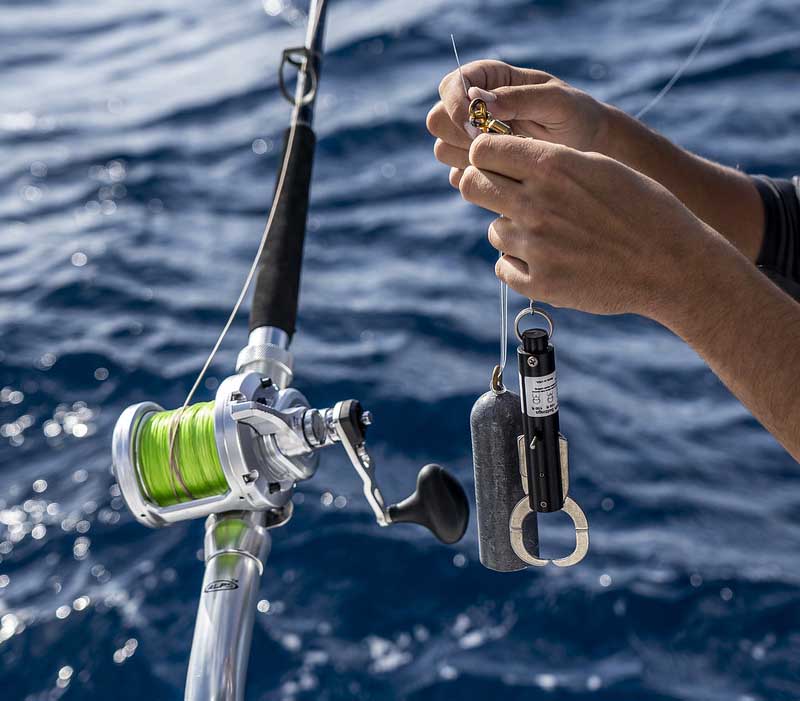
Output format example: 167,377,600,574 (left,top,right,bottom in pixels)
517,329,564,512
249,123,316,337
